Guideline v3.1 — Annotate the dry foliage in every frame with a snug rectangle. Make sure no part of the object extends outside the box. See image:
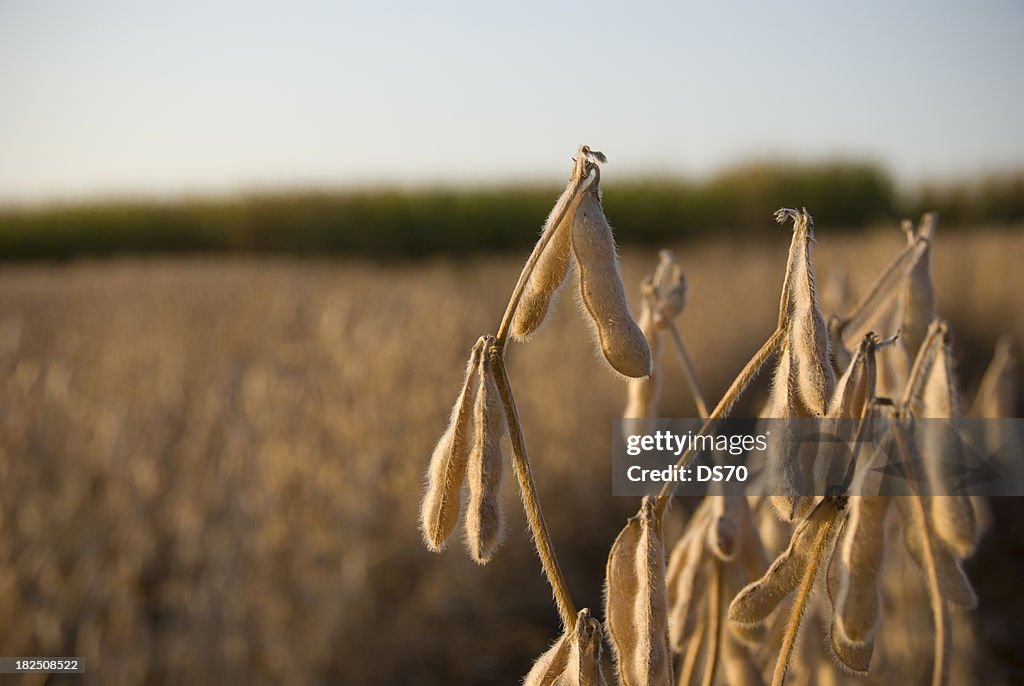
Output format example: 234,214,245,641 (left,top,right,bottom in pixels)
0,148,1020,685
417,149,1021,686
